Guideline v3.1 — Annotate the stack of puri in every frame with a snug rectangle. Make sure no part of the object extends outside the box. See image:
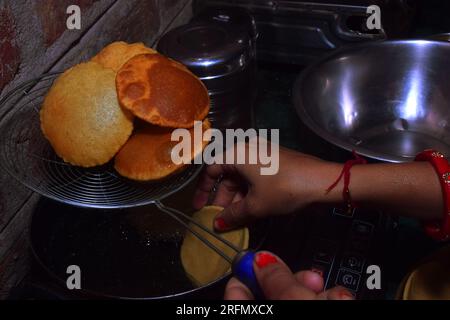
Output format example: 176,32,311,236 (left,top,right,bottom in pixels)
40,41,211,181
